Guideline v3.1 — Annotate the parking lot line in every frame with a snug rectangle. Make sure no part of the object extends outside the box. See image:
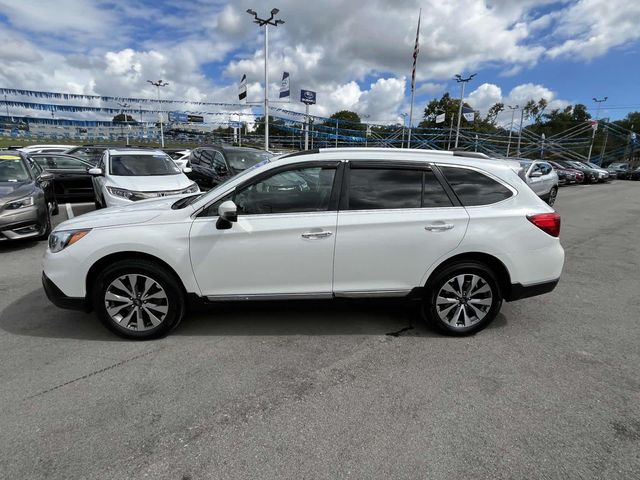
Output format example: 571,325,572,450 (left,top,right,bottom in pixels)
65,203,74,219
